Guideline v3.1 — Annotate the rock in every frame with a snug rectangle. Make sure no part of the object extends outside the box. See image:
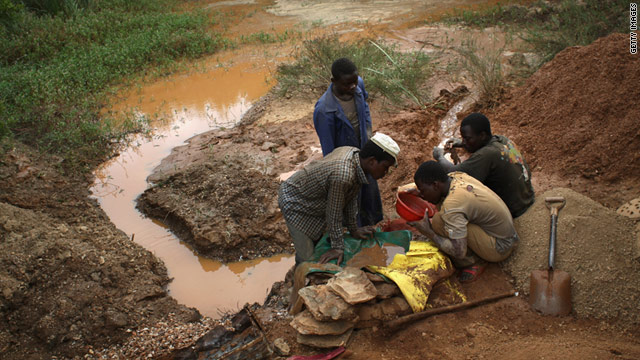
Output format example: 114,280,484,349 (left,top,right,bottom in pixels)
355,302,383,329
355,296,412,329
273,338,290,356
260,141,278,151
296,328,353,348
327,267,377,304
374,282,400,299
617,198,640,220
290,310,355,336
298,285,357,321
380,297,411,316
105,310,128,329
365,272,386,282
